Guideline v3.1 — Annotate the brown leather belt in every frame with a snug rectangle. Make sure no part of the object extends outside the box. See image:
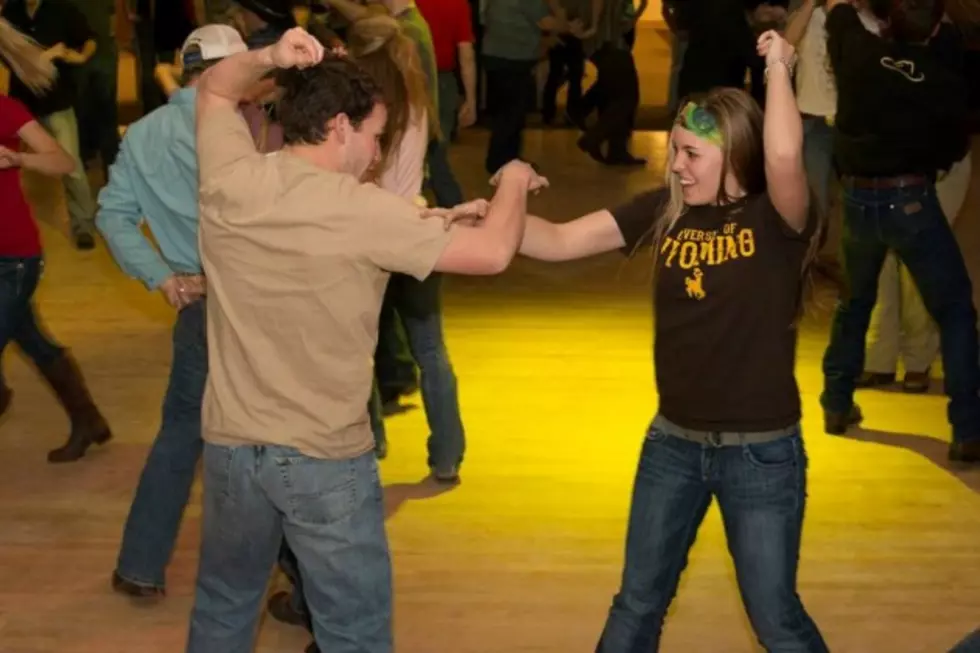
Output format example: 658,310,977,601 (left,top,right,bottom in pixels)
840,174,931,189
